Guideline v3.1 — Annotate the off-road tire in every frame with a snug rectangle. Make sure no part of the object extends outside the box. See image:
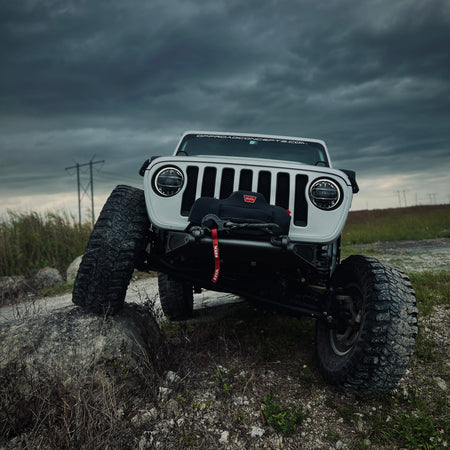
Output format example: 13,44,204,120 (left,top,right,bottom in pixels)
72,185,150,315
158,272,194,319
315,255,418,396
